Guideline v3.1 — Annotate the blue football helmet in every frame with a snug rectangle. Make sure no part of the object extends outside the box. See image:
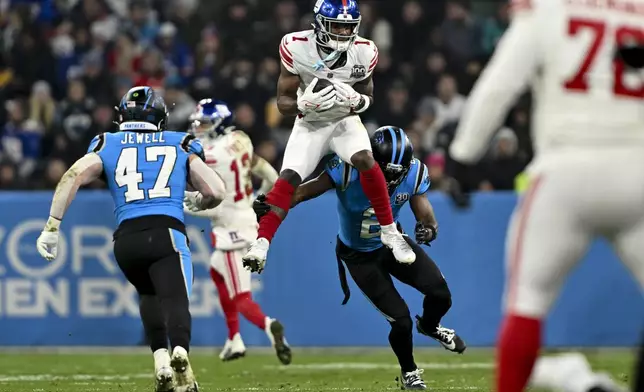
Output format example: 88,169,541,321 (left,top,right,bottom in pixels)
189,99,234,139
313,0,361,52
